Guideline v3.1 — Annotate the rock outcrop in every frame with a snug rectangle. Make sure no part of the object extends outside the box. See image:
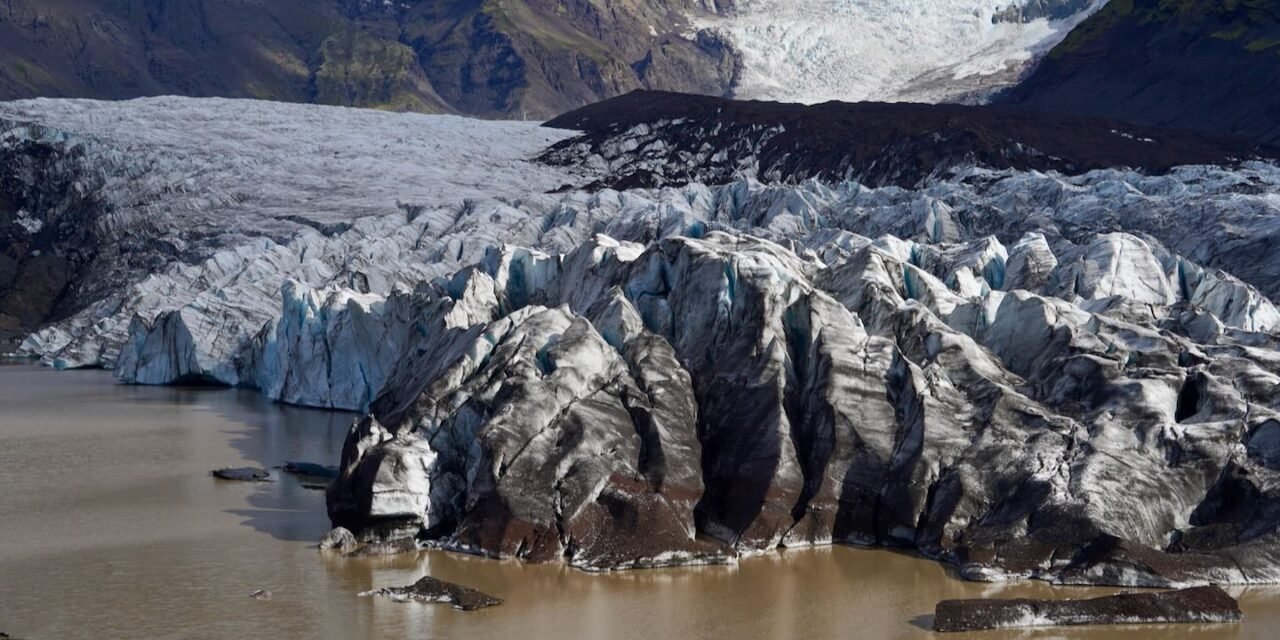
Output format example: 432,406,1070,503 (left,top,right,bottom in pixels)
359,576,502,611
284,462,339,480
994,0,1099,24
212,468,273,482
